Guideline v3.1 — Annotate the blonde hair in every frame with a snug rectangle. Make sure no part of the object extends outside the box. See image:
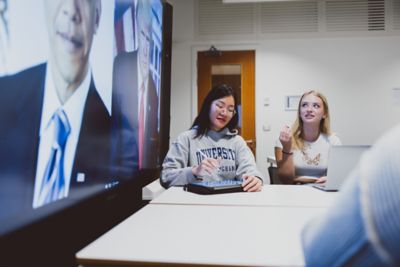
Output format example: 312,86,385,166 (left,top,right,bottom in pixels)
292,90,331,150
